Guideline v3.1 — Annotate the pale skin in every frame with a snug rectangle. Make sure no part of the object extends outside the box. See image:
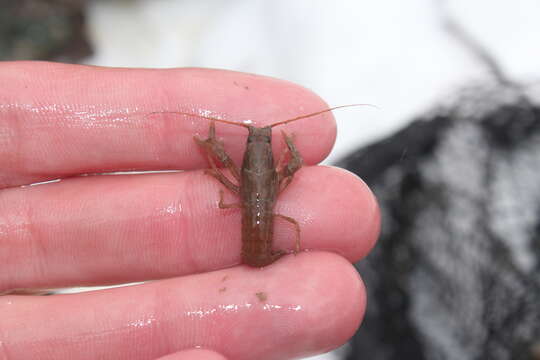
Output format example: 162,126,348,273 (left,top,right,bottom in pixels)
0,62,380,360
